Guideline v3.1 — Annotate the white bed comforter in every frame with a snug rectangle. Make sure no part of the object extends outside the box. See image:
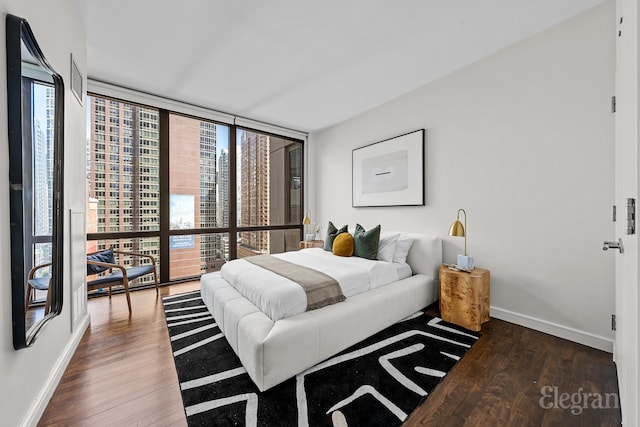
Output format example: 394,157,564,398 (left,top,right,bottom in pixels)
220,248,411,321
